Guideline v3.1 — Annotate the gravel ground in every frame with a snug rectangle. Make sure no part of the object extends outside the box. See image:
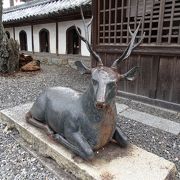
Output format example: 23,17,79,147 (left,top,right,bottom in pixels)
0,123,75,180
118,117,180,180
0,123,56,180
0,64,179,179
0,64,89,180
0,64,89,110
